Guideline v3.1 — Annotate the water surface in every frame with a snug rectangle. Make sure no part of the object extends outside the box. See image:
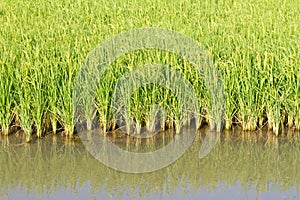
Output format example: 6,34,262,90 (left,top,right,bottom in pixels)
1,128,300,200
